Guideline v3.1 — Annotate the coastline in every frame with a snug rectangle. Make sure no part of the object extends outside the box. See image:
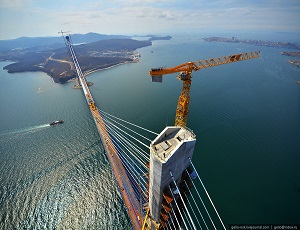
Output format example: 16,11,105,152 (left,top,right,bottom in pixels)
0,37,149,84
65,59,139,84
68,60,138,88
204,36,300,50
83,60,137,77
